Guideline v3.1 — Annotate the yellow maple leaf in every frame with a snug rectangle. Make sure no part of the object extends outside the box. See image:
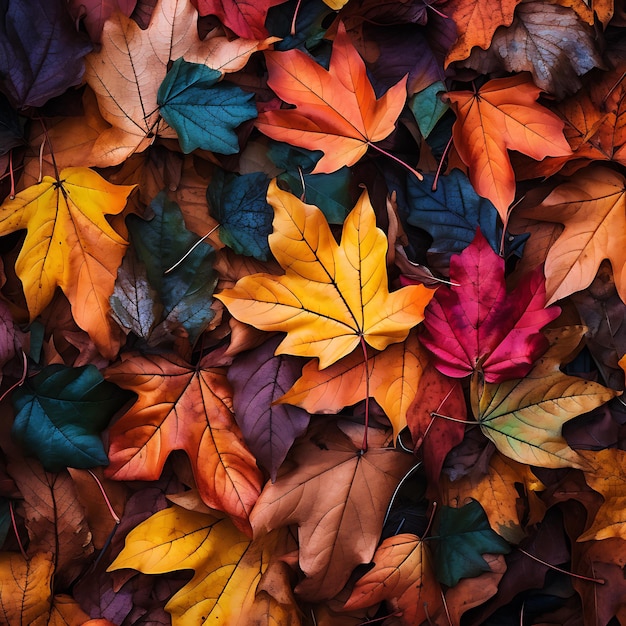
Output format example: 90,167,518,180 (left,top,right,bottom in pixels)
108,503,293,625
216,180,434,369
0,167,134,359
